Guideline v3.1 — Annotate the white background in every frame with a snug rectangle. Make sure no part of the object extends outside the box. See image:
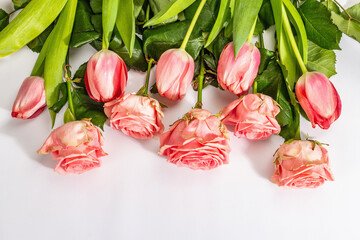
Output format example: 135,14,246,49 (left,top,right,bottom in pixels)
1,0,360,239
